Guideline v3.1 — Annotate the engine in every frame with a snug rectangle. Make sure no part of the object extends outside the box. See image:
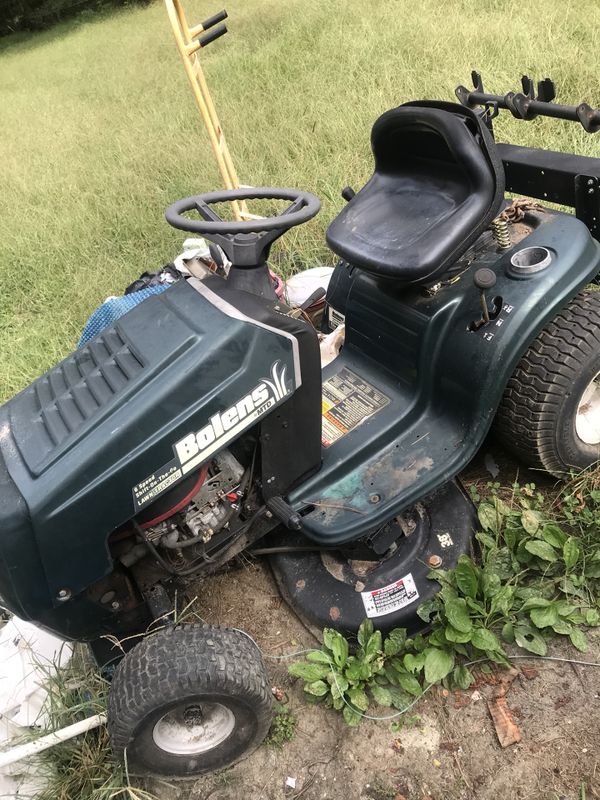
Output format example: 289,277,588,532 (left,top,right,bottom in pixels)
117,450,247,571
